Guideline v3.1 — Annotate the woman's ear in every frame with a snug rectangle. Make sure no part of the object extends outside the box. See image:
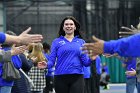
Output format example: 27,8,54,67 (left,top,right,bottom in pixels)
74,27,76,30
63,27,65,31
